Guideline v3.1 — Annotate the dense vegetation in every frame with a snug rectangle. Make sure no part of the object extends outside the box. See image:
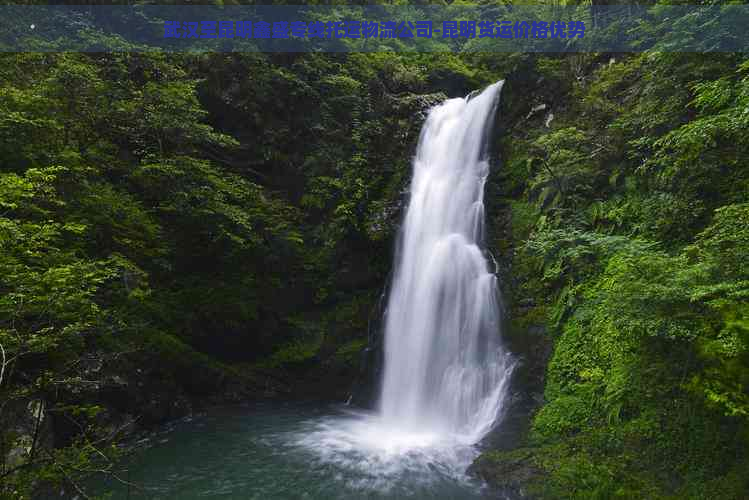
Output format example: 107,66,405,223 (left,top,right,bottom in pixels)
1,4,748,500
476,51,749,498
